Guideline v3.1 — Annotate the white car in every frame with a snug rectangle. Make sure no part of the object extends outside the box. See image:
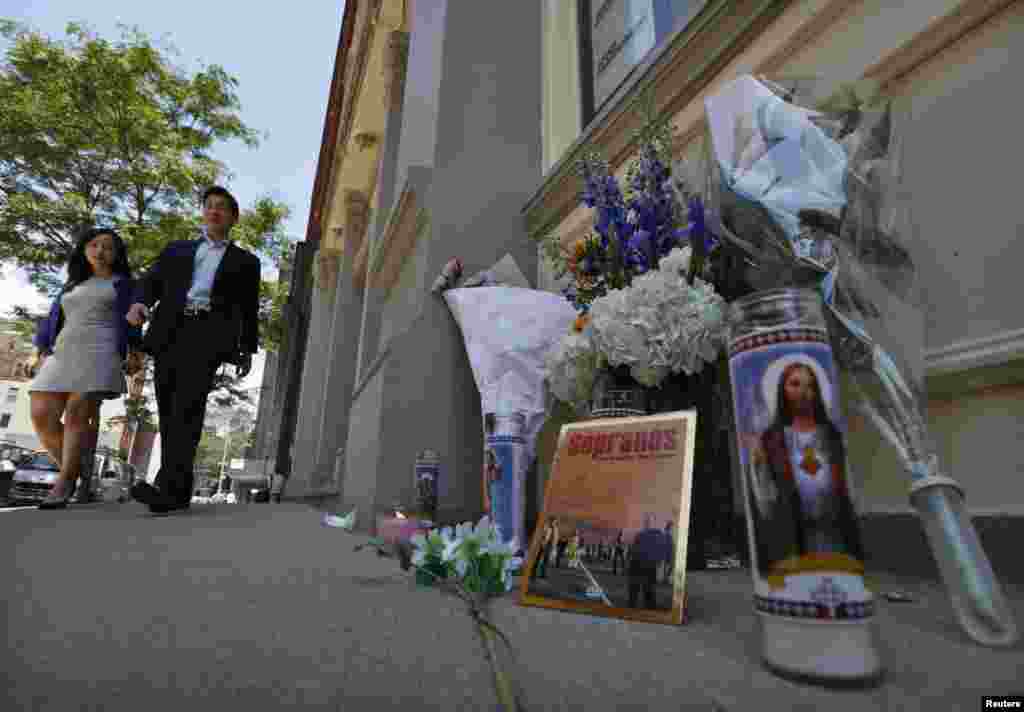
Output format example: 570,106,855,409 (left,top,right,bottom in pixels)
7,453,62,506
